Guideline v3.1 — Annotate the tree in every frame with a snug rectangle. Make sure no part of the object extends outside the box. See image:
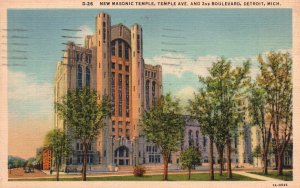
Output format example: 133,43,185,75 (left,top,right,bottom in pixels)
8,156,25,169
180,147,201,180
190,58,250,179
257,51,292,176
141,93,185,181
215,128,227,176
44,129,70,181
249,81,272,174
252,145,261,167
56,87,111,181
189,90,217,180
